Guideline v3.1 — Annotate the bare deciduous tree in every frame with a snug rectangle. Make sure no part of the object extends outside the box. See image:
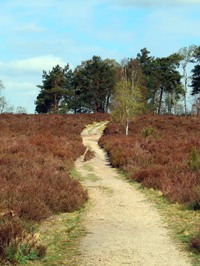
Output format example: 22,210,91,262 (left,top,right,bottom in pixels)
179,45,197,115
